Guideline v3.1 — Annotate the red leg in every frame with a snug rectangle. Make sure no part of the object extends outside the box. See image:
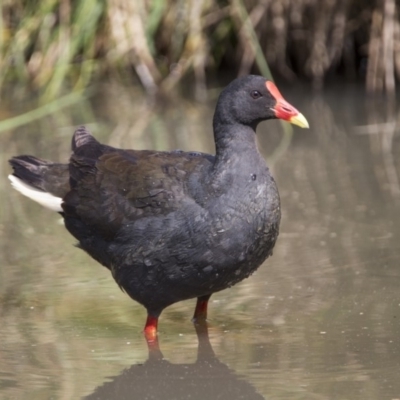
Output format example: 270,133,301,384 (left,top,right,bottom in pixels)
192,294,211,322
144,315,159,344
